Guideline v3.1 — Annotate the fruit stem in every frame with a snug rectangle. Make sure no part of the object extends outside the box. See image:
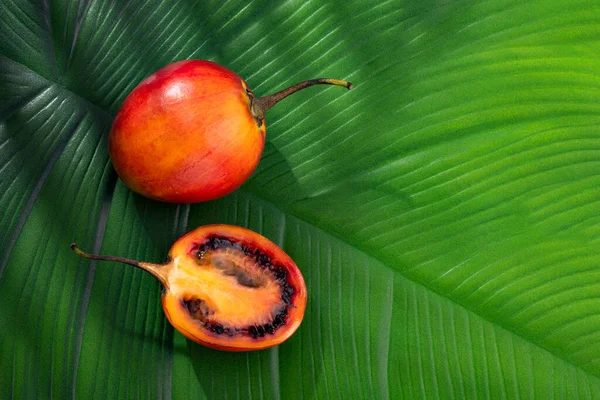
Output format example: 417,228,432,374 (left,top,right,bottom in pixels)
254,78,353,115
71,243,169,288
